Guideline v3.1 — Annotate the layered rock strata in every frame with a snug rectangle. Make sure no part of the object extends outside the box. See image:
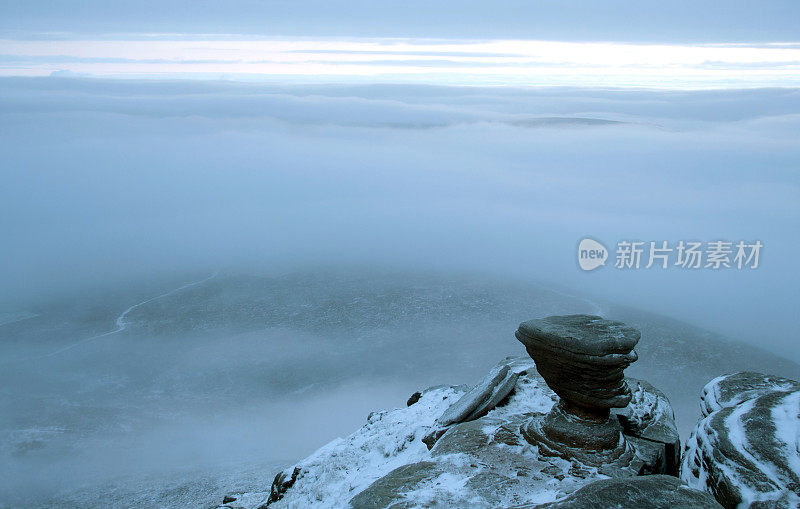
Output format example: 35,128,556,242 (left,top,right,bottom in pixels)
515,315,643,469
